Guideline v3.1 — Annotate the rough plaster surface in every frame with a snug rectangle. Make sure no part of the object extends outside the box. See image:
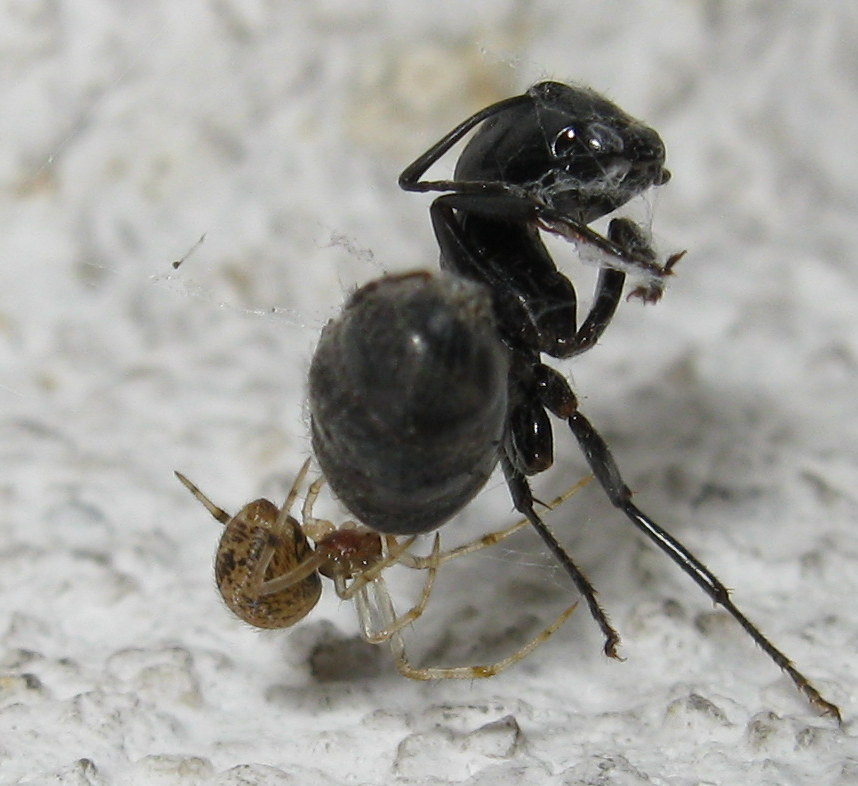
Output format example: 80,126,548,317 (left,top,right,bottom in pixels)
1,2,857,784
